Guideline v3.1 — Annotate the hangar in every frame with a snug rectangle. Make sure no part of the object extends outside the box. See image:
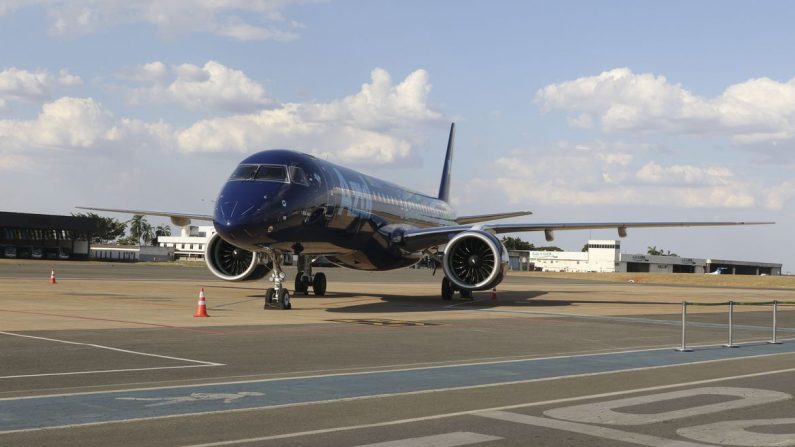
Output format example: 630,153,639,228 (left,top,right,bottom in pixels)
510,239,782,275
0,211,97,260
